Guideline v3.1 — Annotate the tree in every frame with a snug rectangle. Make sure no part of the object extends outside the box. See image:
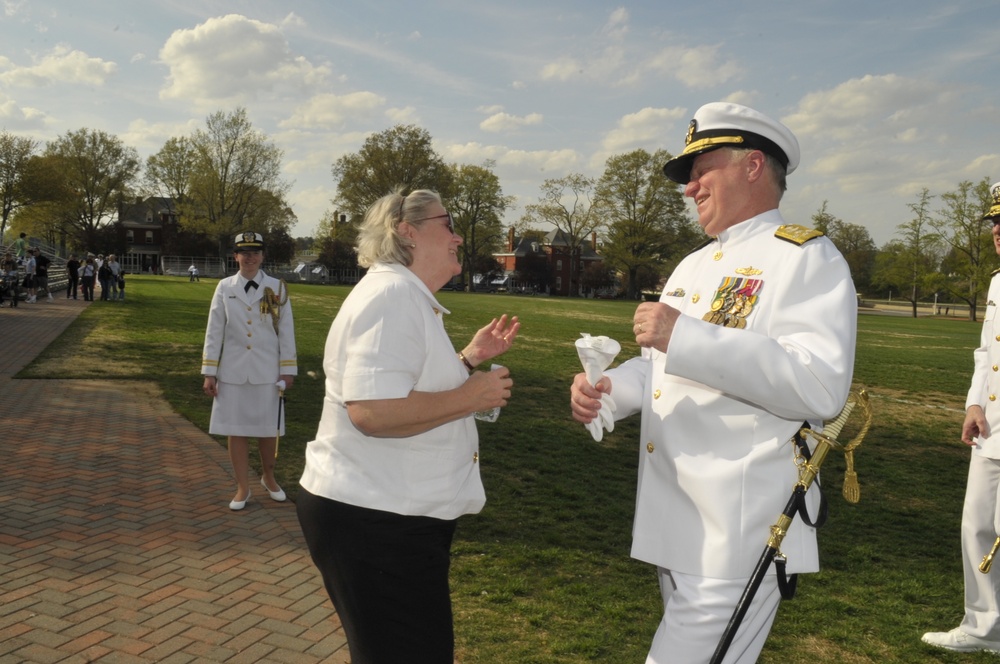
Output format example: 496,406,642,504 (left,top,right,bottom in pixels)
811,201,877,293
0,132,40,242
144,136,196,201
932,178,995,320
331,124,453,223
181,108,291,257
871,189,942,317
43,128,140,251
314,208,360,282
593,149,697,299
522,173,601,297
449,161,513,290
